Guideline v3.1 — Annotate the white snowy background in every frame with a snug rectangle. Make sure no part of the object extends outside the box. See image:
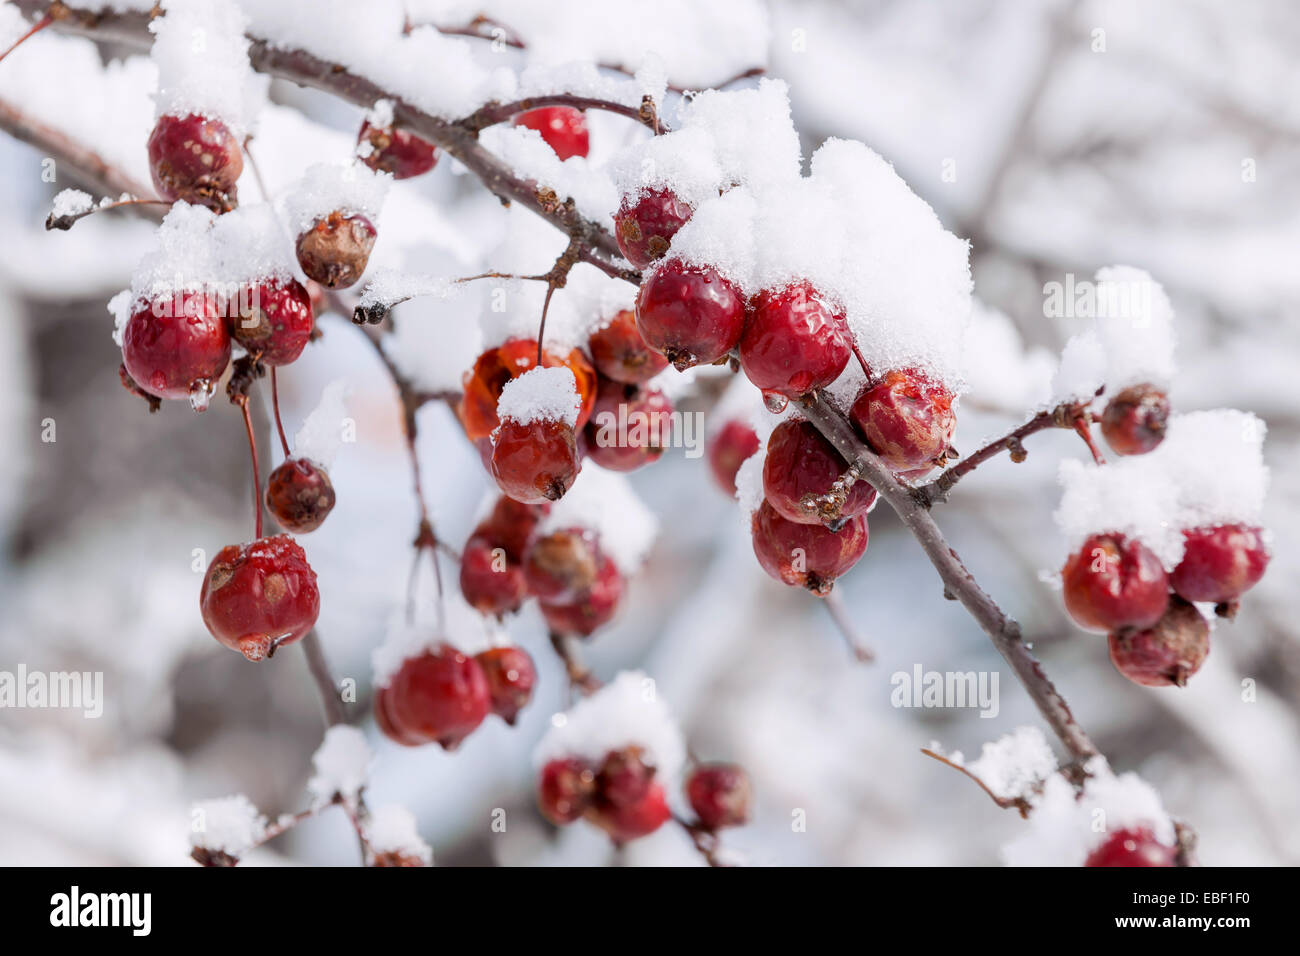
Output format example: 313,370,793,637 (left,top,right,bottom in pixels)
0,0,1297,865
